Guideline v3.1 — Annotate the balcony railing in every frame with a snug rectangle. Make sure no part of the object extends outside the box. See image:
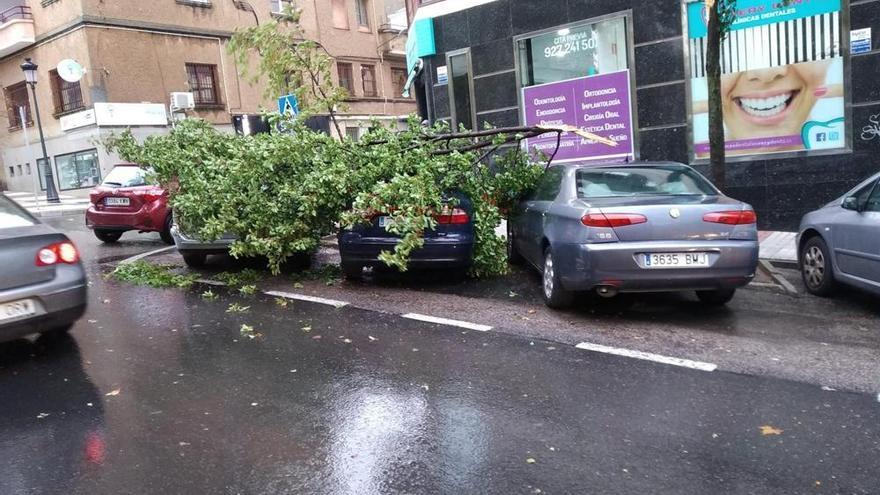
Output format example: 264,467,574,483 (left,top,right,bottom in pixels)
0,5,32,24
0,5,35,58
